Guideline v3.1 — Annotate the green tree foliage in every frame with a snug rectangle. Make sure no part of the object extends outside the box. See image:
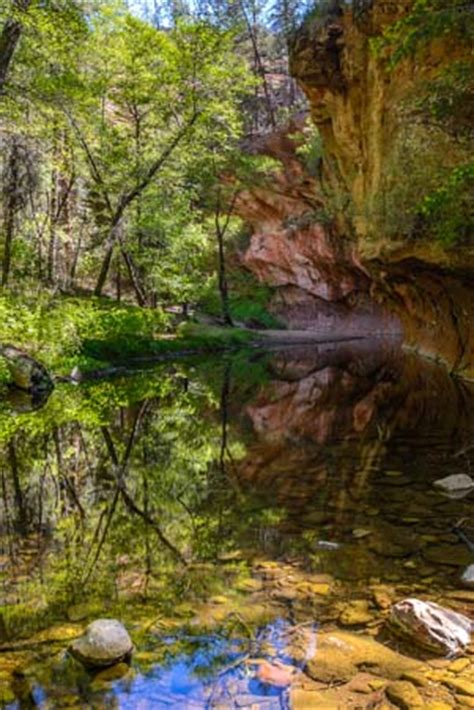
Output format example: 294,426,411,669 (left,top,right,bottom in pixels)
0,0,308,332
371,0,474,246
377,0,474,67
0,1,255,313
419,164,474,246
